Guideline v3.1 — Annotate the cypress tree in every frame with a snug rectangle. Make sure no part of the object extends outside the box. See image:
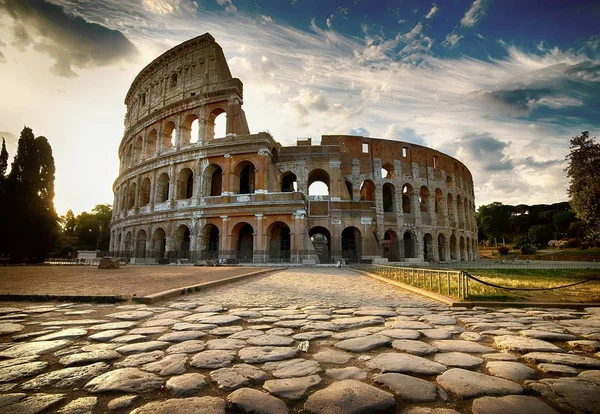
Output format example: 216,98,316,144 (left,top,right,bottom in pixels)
0,138,8,257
